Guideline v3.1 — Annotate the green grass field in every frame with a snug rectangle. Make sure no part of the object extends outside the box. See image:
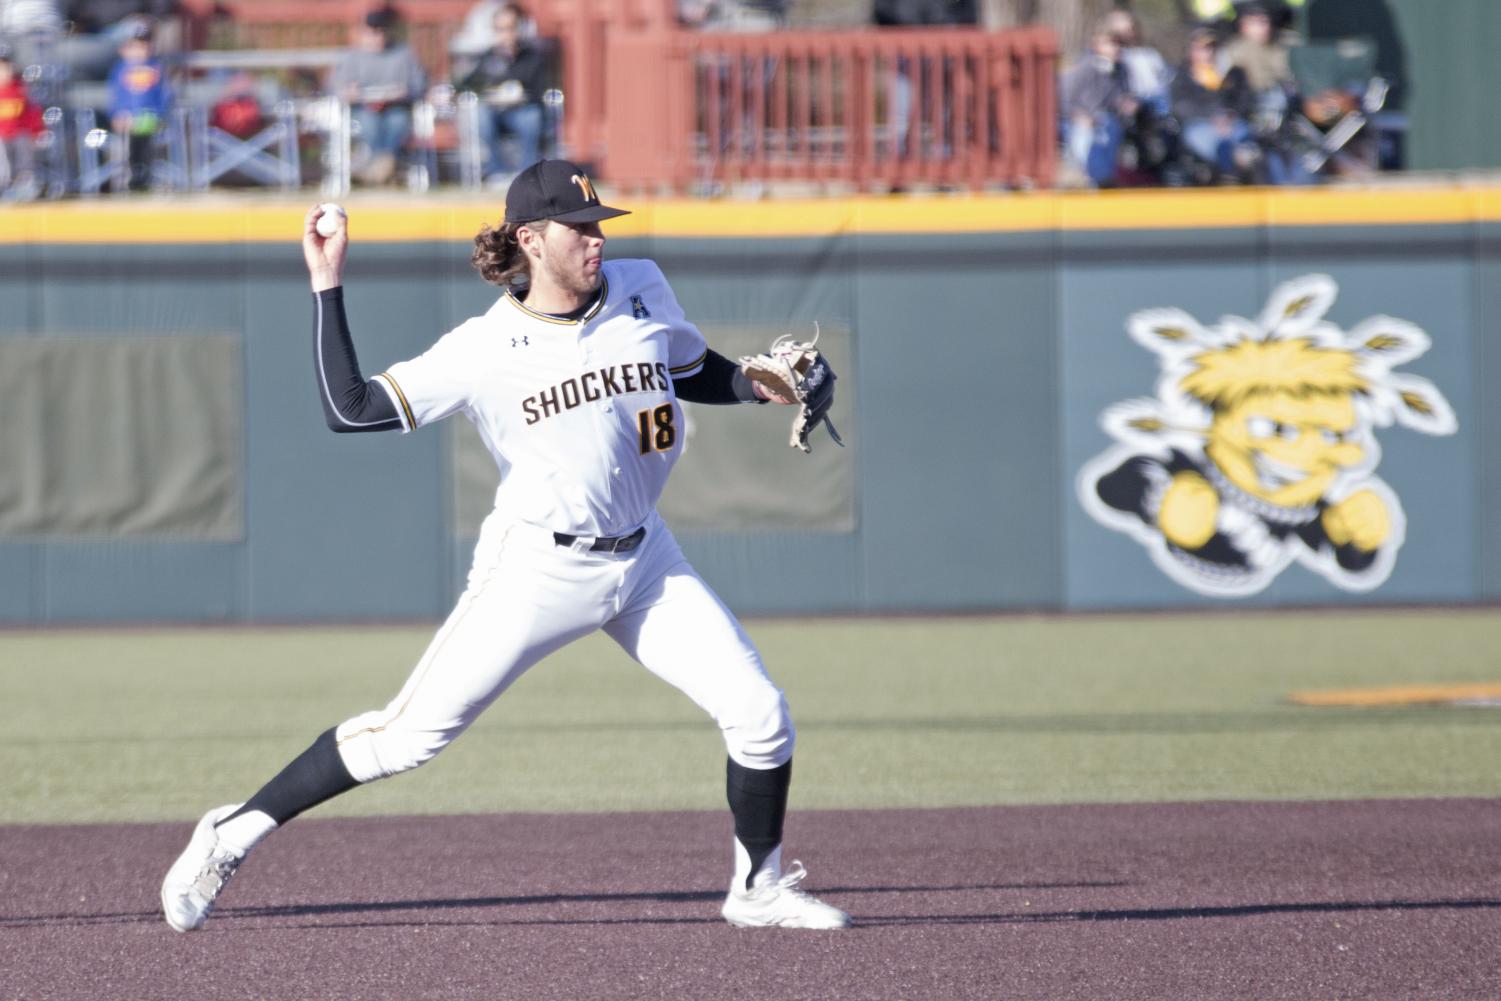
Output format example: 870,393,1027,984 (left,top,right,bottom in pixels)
3,608,1499,825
